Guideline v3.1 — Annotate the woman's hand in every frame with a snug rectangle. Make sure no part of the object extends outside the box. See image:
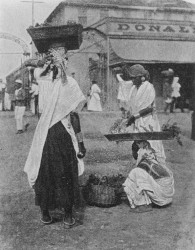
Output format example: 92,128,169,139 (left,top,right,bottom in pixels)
77,142,86,159
49,48,68,70
126,115,135,126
